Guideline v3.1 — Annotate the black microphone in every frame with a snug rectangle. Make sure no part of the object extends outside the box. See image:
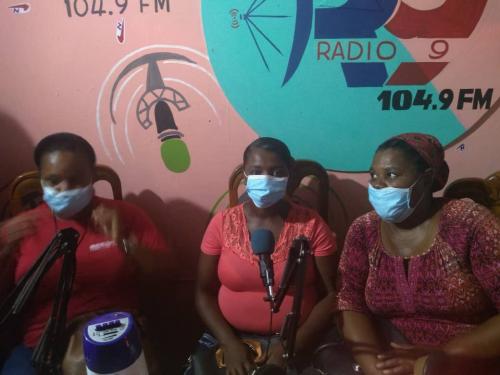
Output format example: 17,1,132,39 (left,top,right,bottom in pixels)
250,229,275,305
